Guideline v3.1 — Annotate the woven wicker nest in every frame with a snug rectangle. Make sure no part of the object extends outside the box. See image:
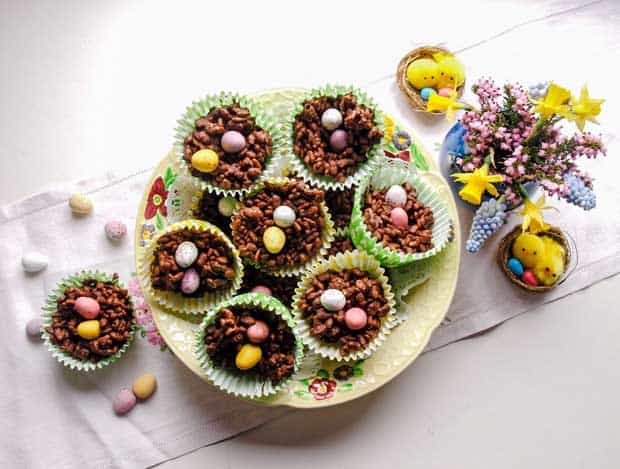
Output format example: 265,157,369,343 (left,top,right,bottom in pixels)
396,46,465,113
497,225,571,293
